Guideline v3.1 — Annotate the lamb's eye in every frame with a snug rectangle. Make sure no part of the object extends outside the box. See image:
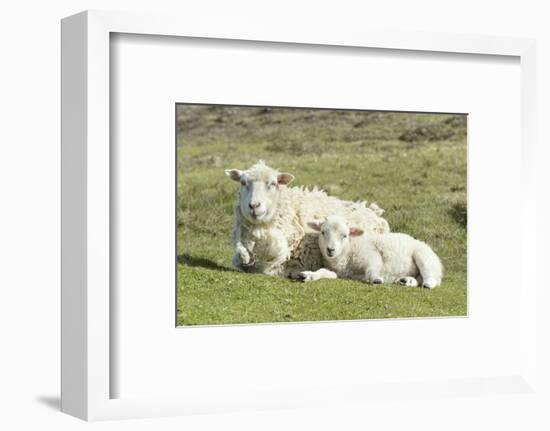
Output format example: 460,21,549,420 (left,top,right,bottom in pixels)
321,231,326,236
241,180,246,186
343,234,348,239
